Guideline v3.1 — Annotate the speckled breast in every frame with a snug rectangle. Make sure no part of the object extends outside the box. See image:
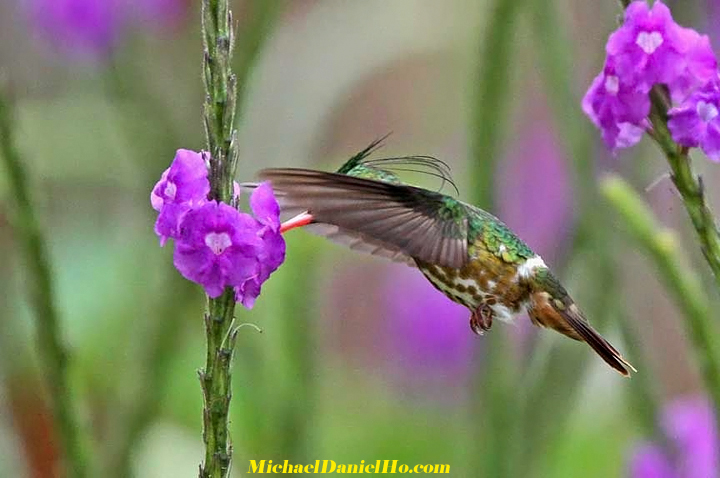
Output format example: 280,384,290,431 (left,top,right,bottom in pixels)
415,247,531,322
